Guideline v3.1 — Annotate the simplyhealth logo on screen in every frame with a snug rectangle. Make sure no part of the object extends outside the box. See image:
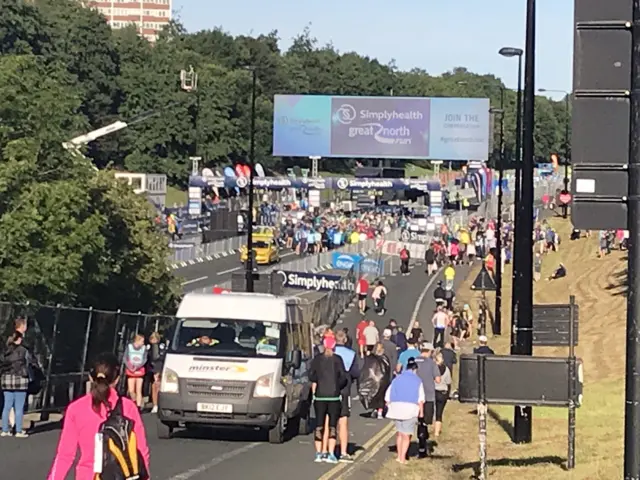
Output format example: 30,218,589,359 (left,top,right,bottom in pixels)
332,98,427,146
